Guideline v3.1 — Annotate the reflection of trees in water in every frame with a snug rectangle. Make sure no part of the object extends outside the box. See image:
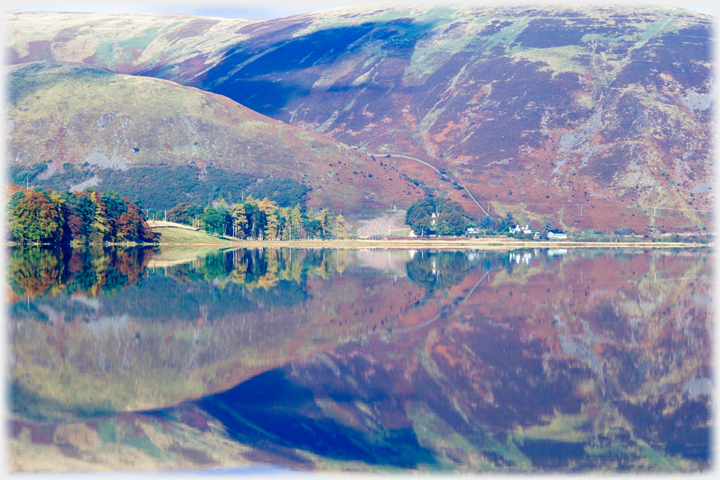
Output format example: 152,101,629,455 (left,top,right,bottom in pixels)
9,247,363,324
12,247,612,304
165,248,354,291
8,247,64,298
8,246,154,300
8,247,357,303
404,248,598,291
406,251,507,291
